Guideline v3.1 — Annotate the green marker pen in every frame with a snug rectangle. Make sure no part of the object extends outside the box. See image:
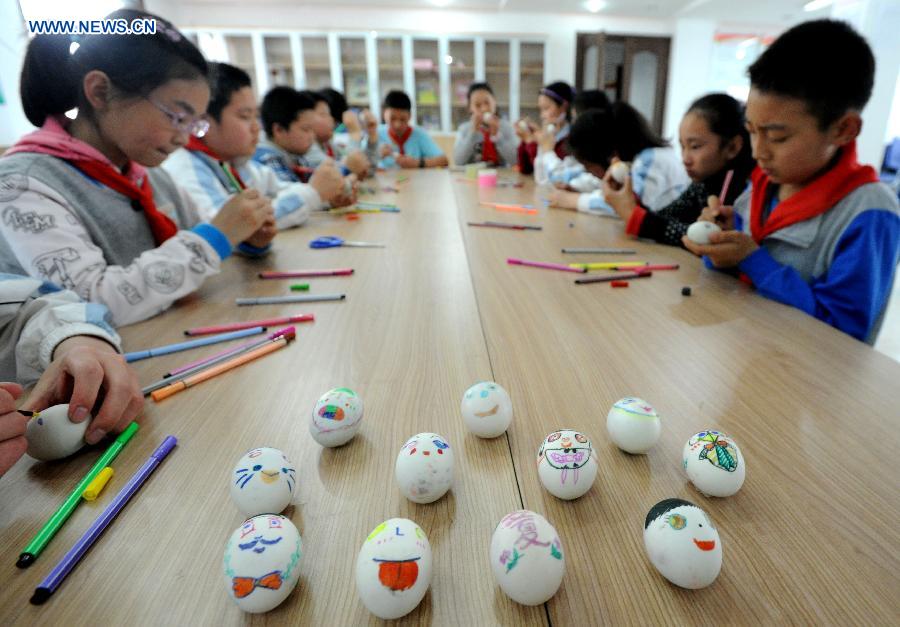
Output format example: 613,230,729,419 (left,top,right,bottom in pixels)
16,422,140,568
290,284,310,291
